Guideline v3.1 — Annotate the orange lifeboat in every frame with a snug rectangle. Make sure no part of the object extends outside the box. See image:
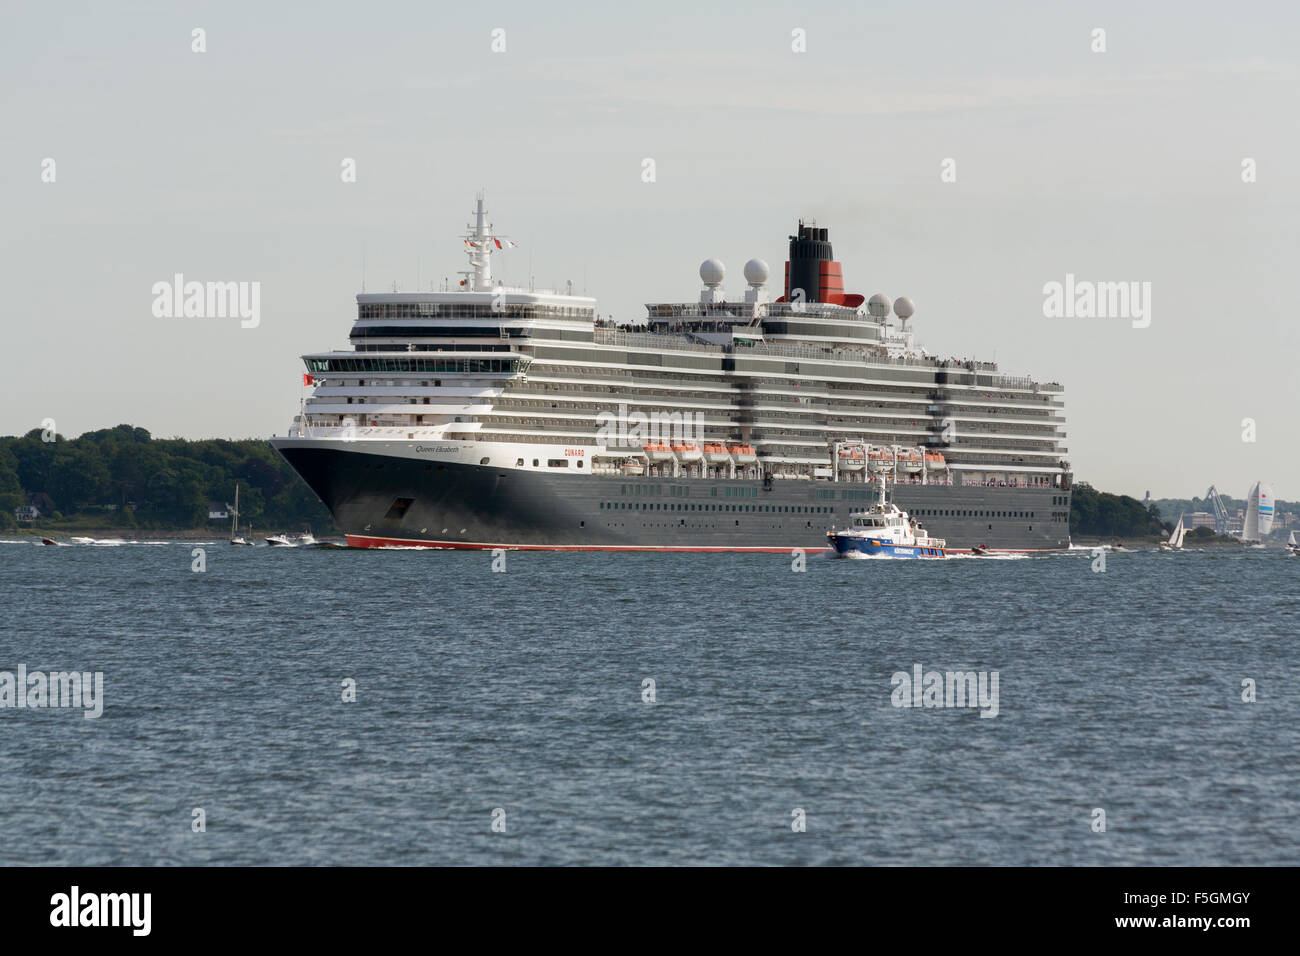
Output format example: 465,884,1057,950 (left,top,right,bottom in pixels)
867,447,895,473
728,443,757,464
837,445,866,471
703,442,731,464
672,442,703,462
643,442,674,462
898,448,923,473
924,451,947,471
